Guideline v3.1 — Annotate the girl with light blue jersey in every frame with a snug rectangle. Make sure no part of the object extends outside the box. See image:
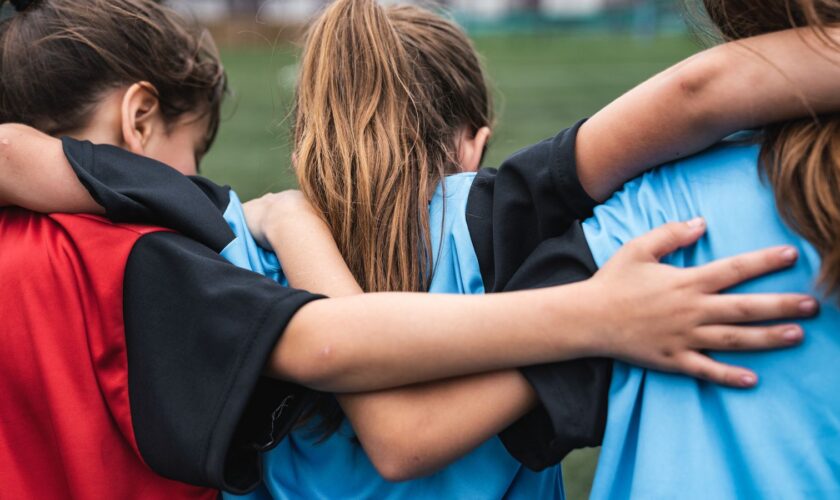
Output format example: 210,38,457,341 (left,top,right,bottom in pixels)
434,1,840,497
219,1,840,498
0,0,839,496
582,2,840,497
